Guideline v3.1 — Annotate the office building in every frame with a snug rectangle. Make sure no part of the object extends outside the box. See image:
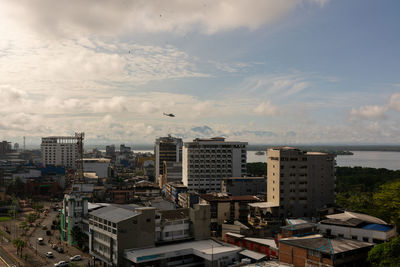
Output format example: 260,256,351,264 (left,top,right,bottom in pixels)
267,147,336,218
155,135,183,184
41,136,80,169
182,137,247,192
82,158,111,179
